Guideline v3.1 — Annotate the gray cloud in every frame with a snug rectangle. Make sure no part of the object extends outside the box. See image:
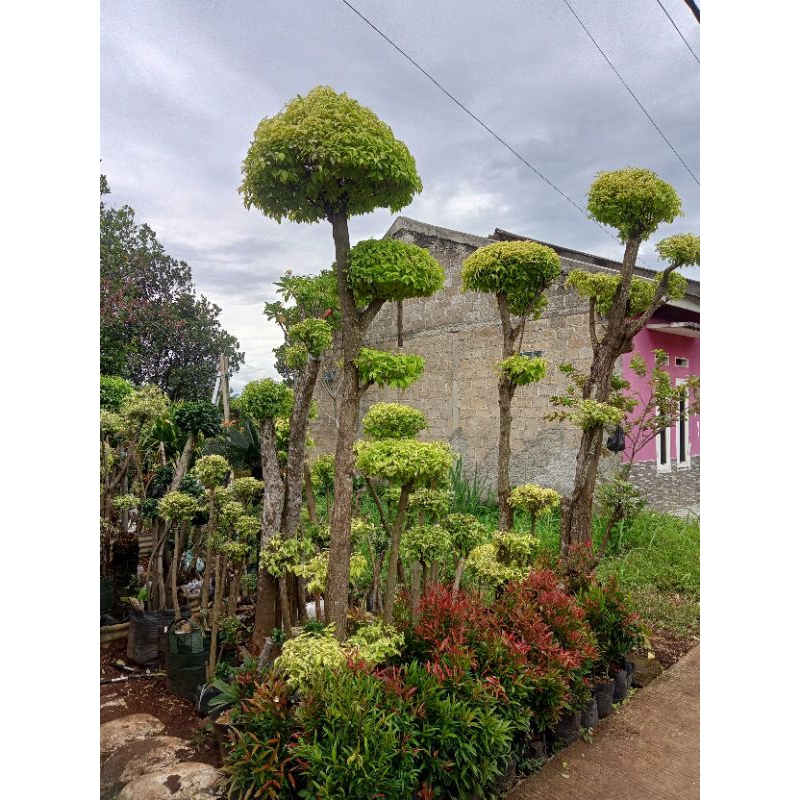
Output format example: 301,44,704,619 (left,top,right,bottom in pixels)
101,0,699,392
